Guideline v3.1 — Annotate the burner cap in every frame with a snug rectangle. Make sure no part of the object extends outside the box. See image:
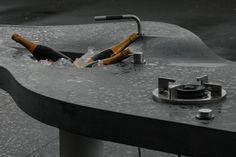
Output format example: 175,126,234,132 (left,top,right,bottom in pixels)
176,84,207,99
